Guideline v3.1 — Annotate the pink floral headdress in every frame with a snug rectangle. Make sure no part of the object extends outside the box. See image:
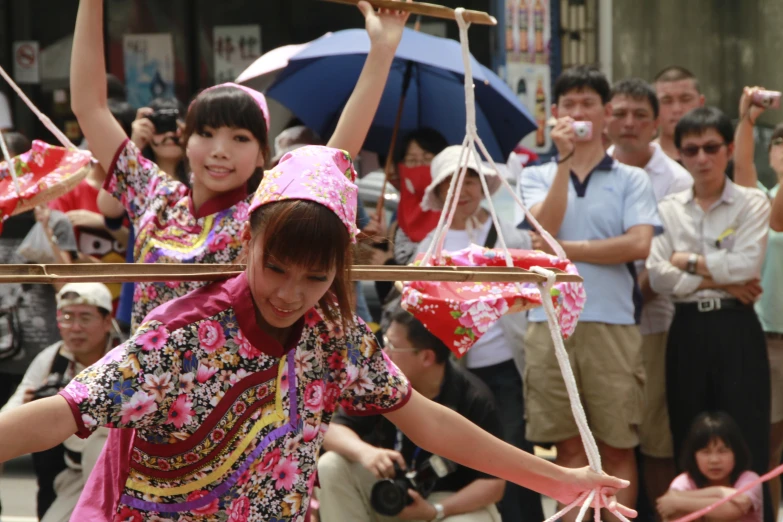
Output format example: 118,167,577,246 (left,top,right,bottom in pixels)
193,83,270,131
248,145,359,241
